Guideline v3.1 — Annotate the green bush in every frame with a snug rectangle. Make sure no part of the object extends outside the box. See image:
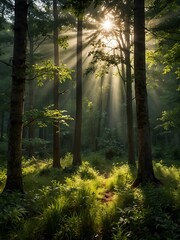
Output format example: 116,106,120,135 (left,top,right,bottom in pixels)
0,192,27,238
98,128,124,159
61,152,73,168
22,138,50,158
